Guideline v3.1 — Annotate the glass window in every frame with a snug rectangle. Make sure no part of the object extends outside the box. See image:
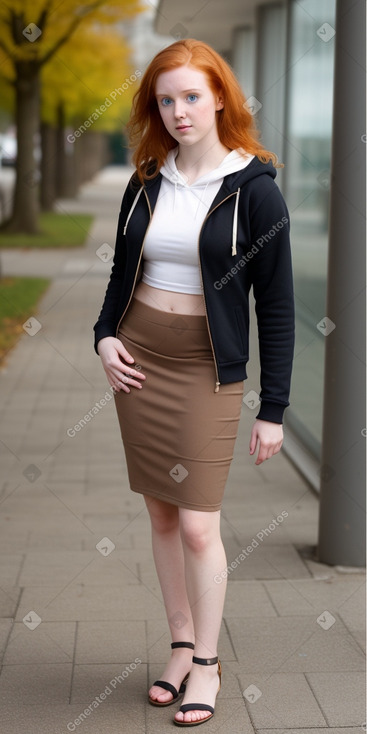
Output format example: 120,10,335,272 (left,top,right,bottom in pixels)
284,0,336,458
